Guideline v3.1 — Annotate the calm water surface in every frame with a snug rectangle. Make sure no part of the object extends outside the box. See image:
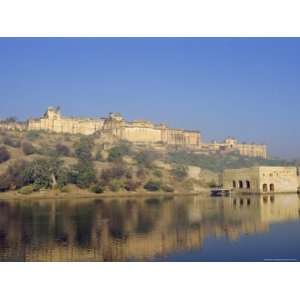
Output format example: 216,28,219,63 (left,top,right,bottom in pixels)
0,194,300,262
